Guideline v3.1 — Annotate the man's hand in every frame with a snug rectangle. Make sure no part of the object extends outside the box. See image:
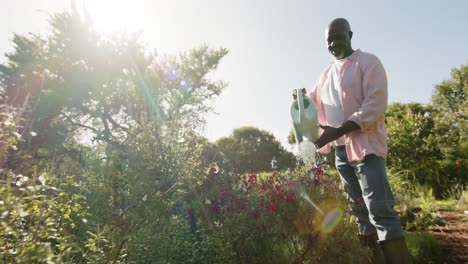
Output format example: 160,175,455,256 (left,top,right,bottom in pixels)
314,120,361,149
314,125,342,149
